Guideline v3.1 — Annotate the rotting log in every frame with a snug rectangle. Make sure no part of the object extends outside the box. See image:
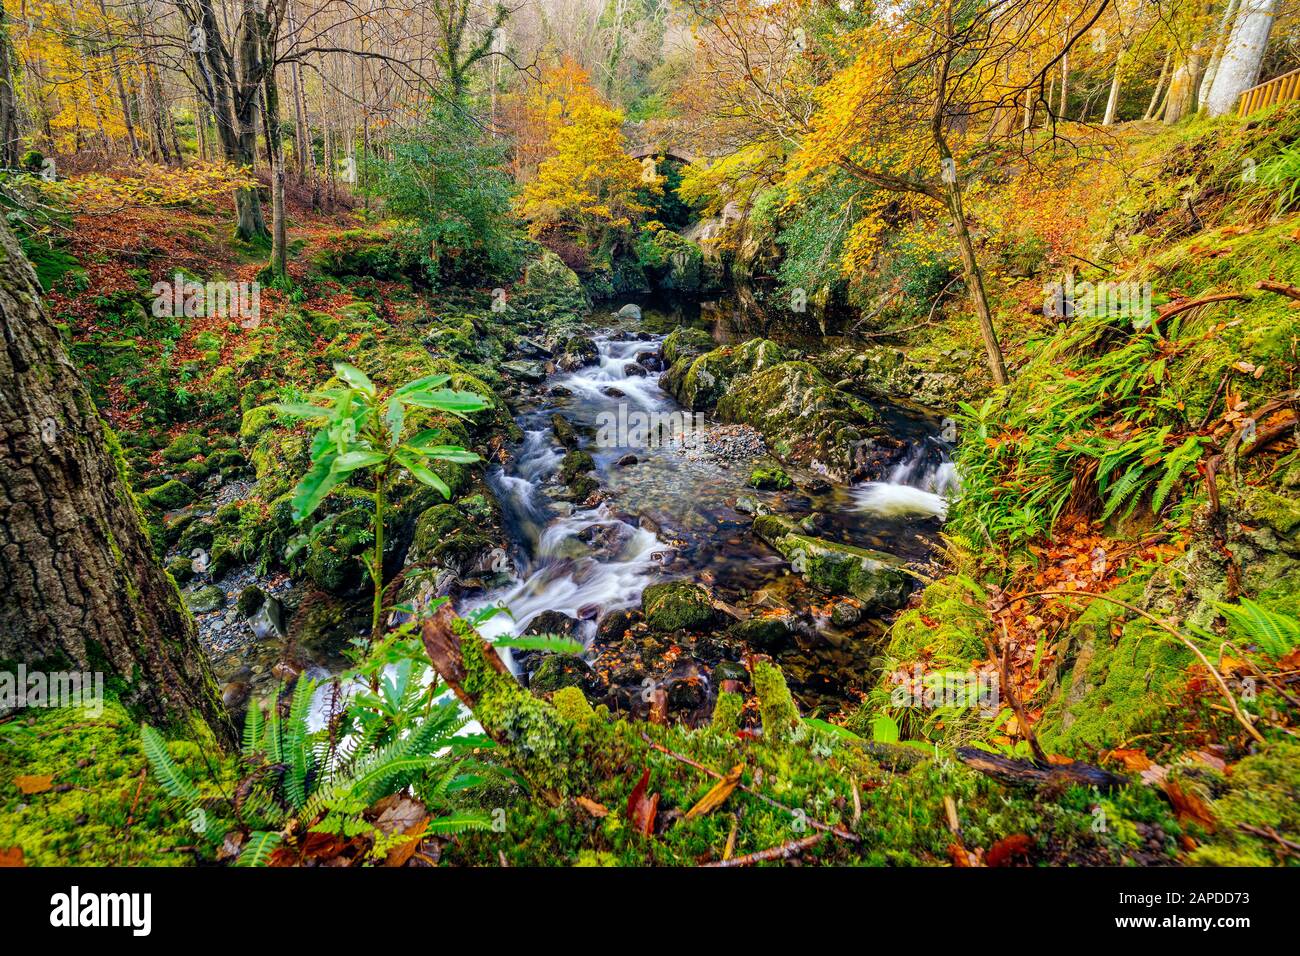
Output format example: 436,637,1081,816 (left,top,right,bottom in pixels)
955,747,1128,792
